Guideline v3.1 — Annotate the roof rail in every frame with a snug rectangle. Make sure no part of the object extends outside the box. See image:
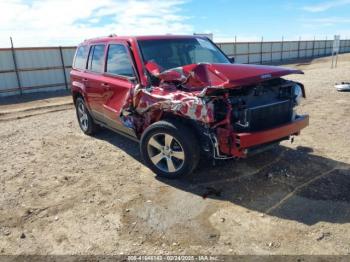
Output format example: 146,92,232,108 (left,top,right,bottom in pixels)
84,34,117,42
